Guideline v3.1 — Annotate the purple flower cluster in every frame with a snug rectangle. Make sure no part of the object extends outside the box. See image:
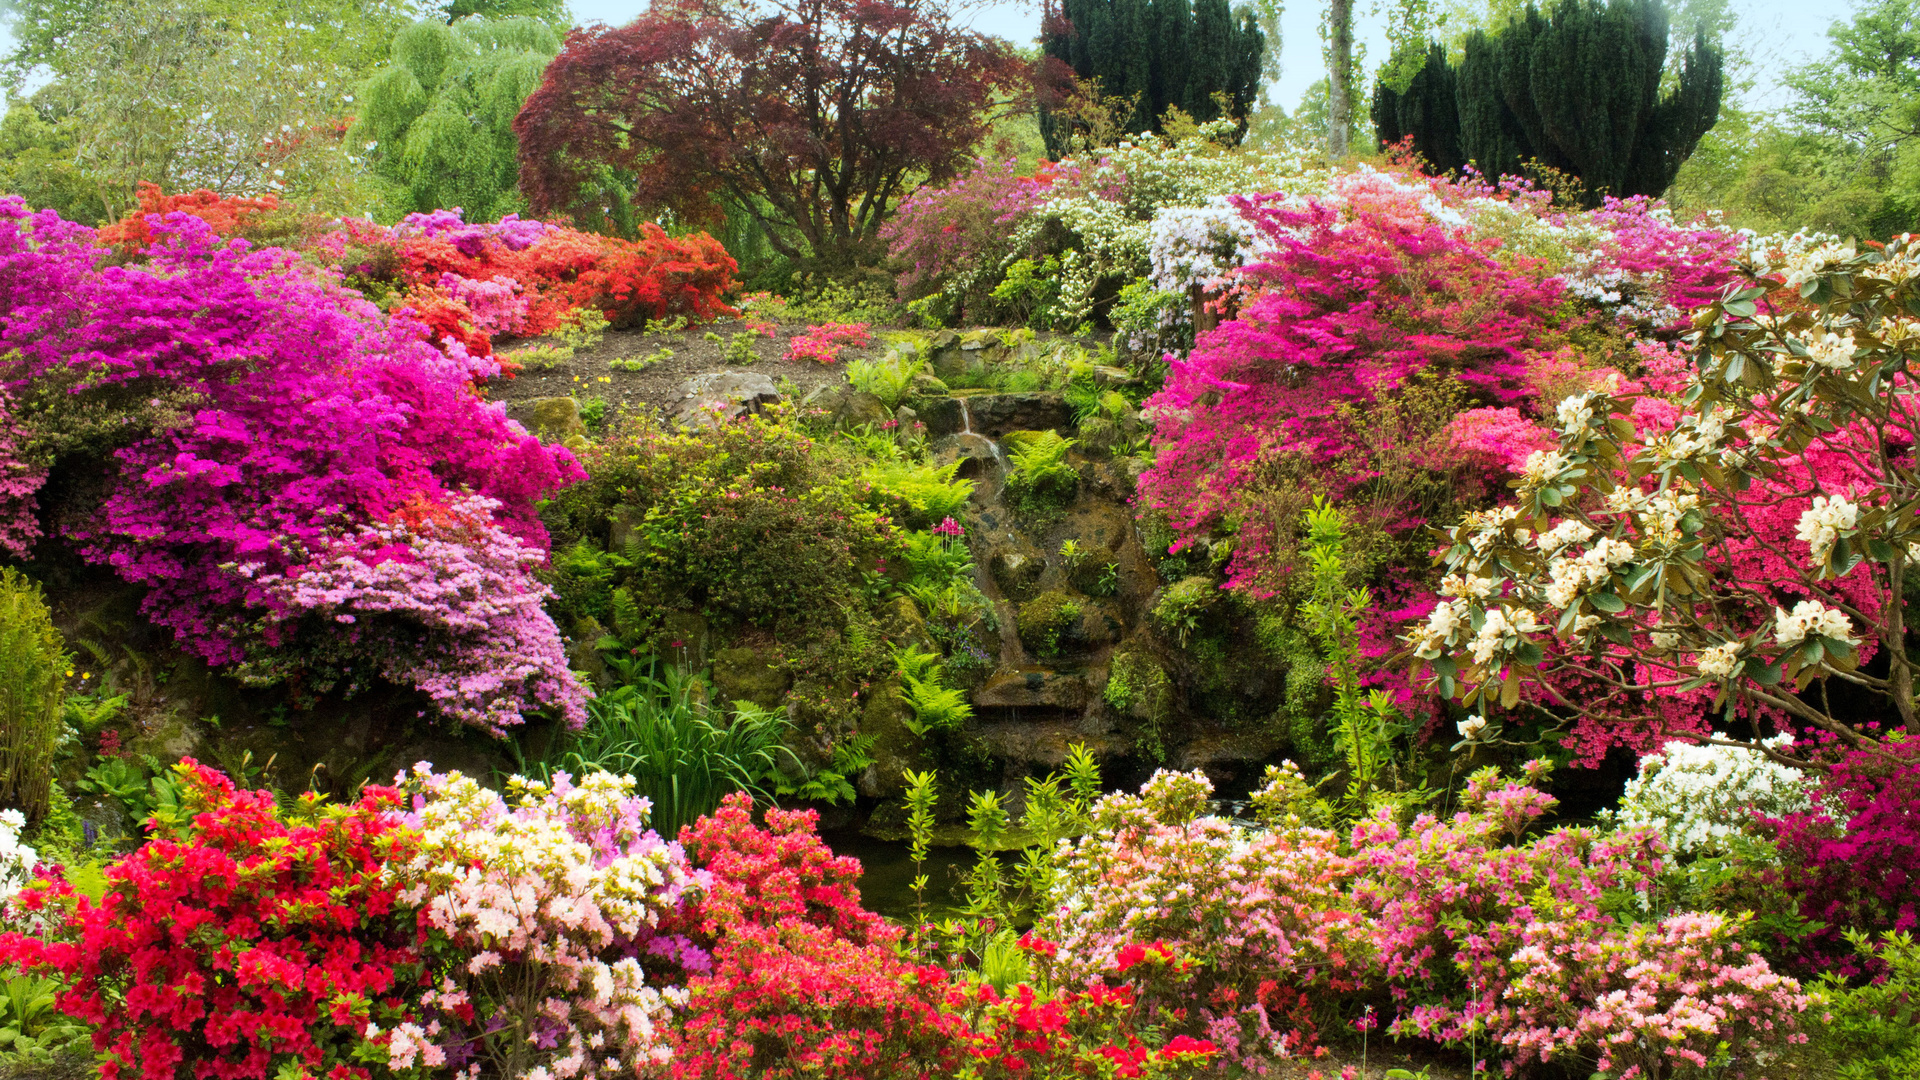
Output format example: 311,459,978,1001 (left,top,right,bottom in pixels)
0,198,586,731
